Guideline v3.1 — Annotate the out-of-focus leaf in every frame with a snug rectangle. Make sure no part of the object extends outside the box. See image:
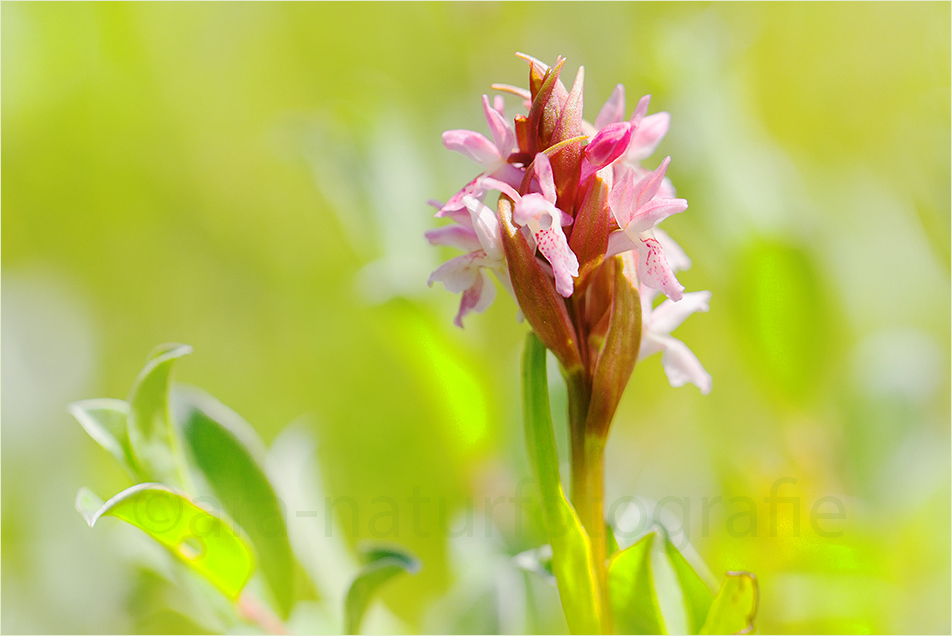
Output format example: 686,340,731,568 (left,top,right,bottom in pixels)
75,487,105,526
608,531,665,635
733,241,830,402
175,386,296,619
344,546,420,635
522,332,601,635
79,482,255,599
69,398,141,479
699,572,758,635
664,538,716,634
126,344,193,486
